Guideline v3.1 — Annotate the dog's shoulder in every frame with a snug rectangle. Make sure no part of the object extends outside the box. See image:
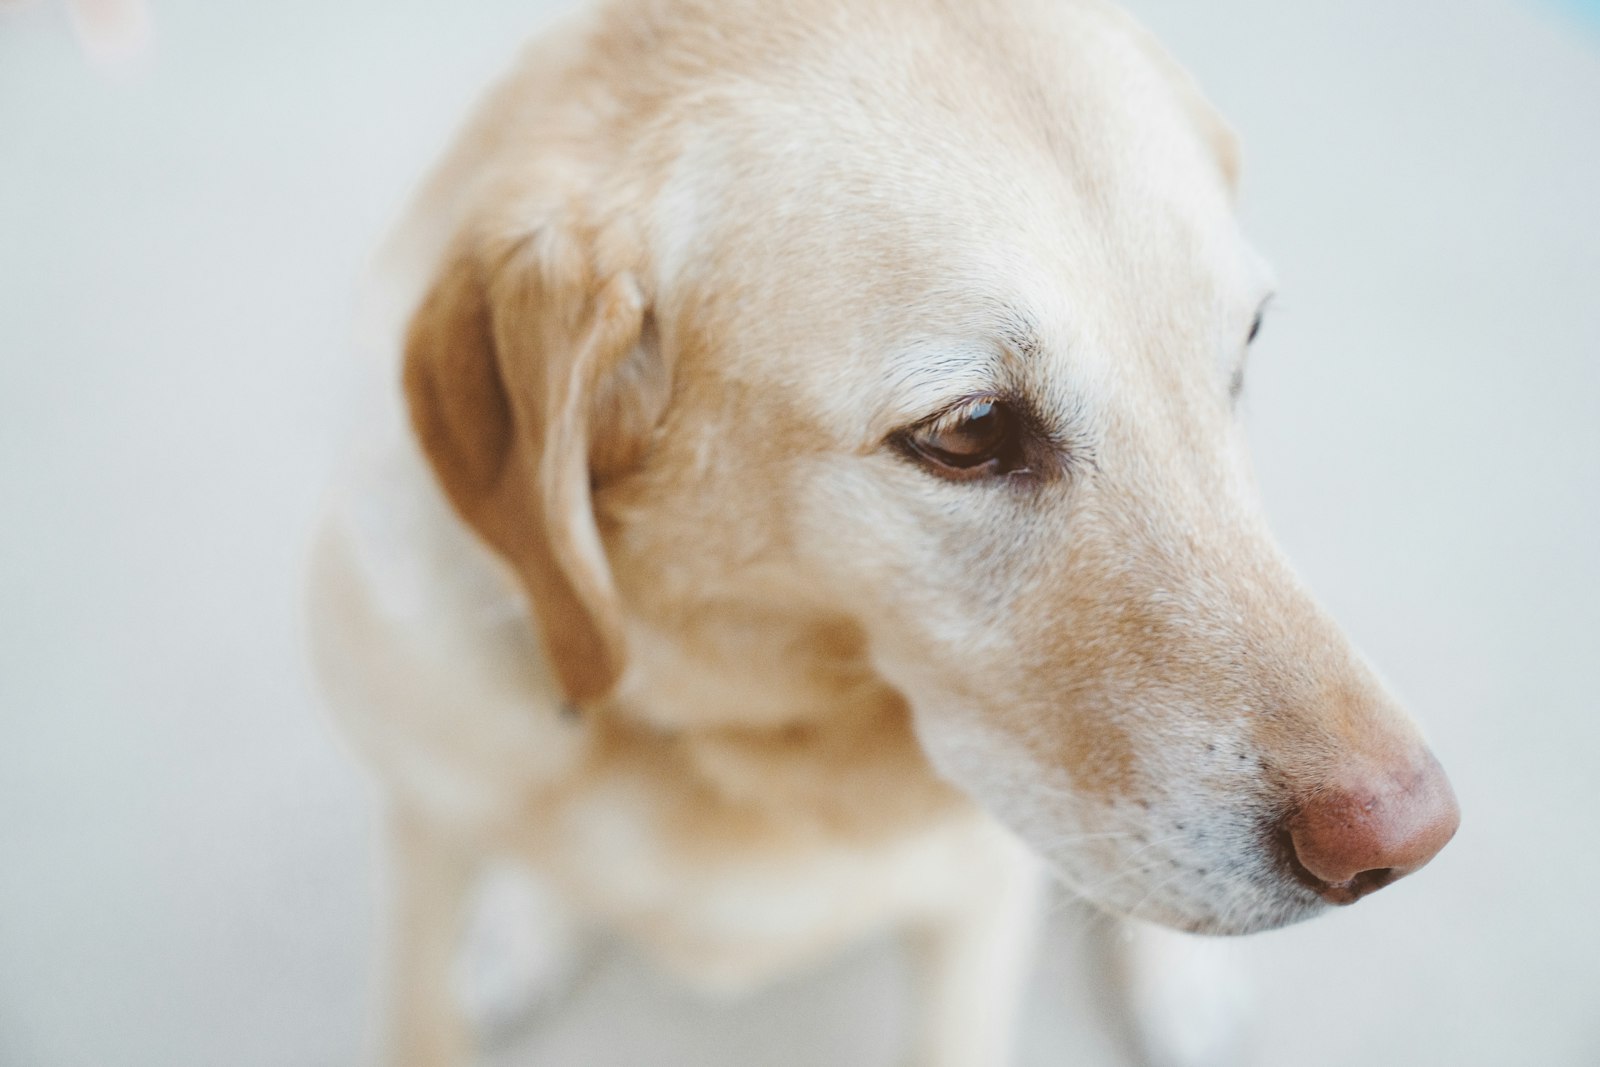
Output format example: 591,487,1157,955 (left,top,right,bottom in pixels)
308,432,590,829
